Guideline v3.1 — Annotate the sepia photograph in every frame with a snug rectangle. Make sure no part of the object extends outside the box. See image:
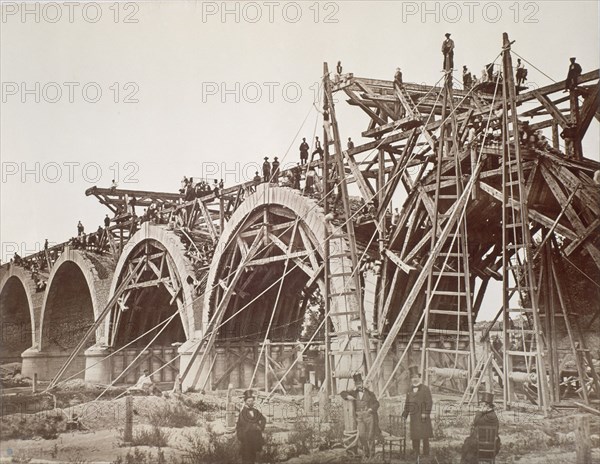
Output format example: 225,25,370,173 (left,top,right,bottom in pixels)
1,1,599,463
